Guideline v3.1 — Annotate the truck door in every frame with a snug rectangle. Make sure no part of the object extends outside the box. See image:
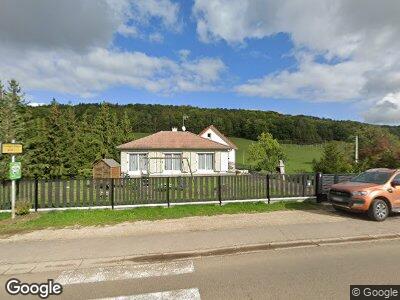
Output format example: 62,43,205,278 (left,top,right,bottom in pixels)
390,173,400,209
